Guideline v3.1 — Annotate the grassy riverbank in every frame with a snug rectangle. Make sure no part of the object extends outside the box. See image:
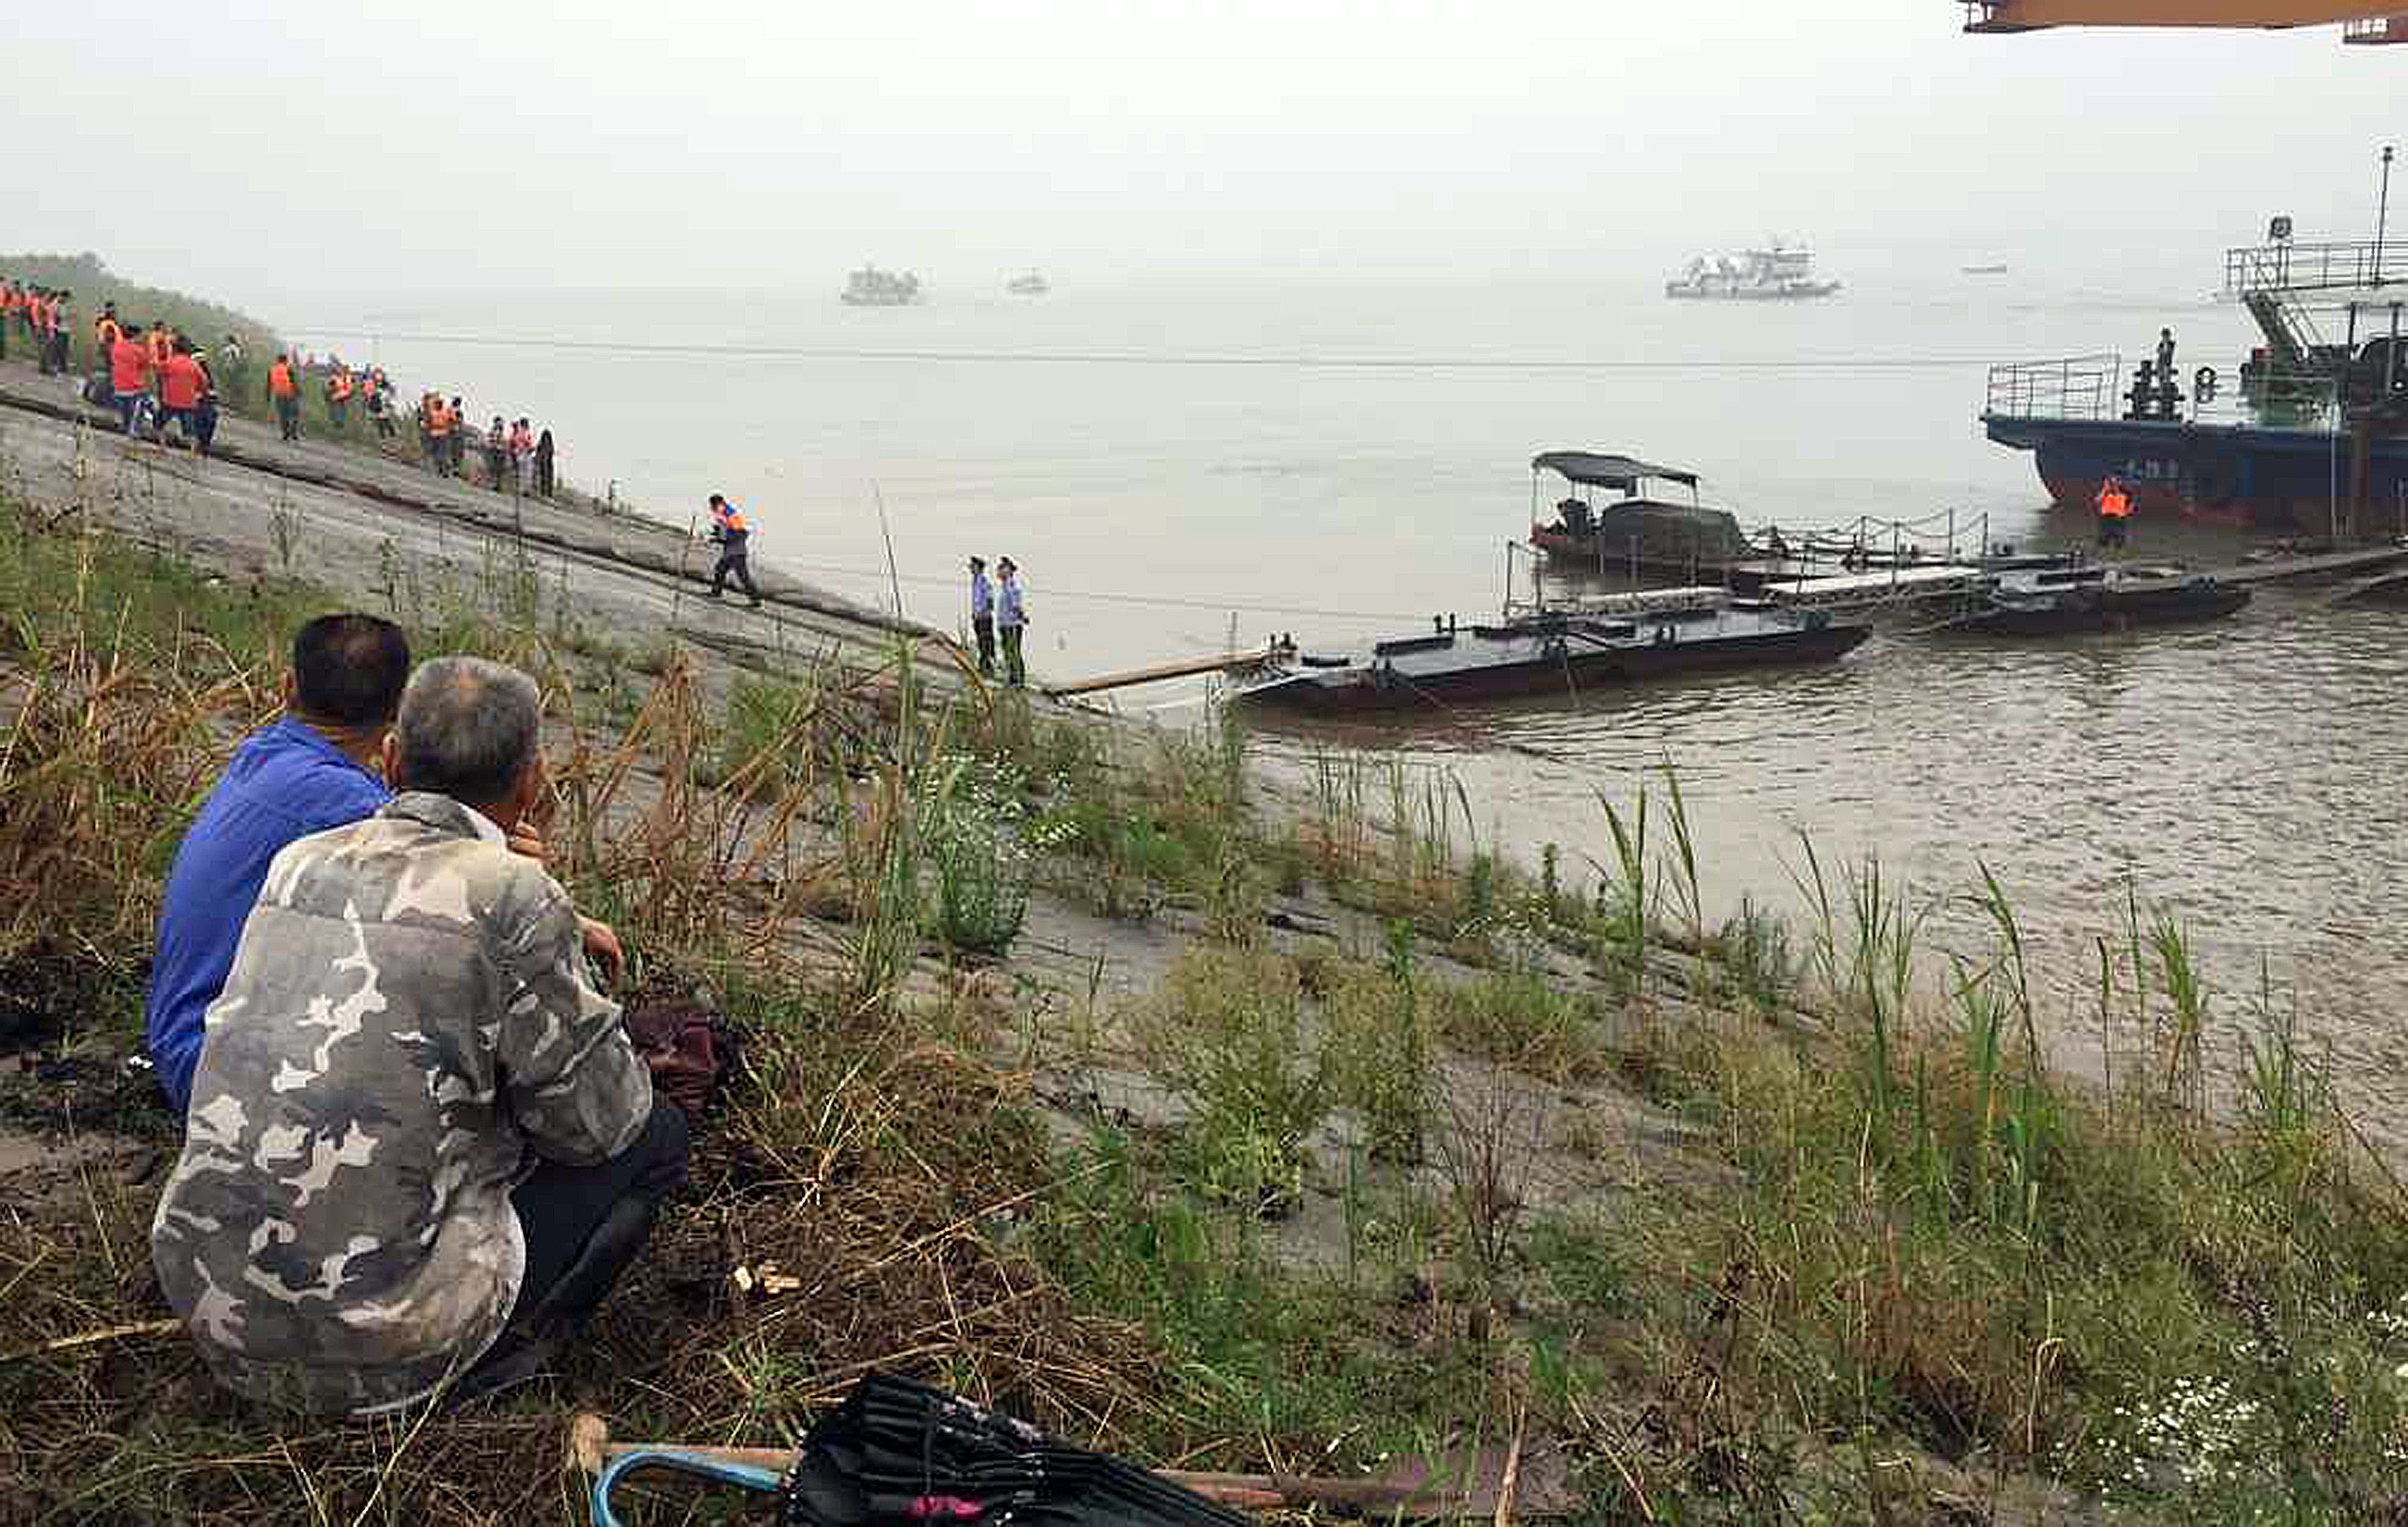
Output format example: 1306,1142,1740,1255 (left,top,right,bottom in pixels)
4,477,2408,1527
